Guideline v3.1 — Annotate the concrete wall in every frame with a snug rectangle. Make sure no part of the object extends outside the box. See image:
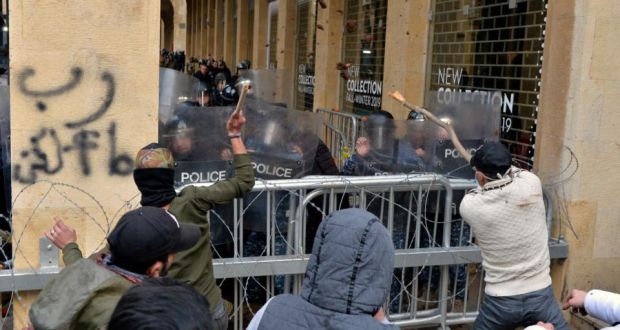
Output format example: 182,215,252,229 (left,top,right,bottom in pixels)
9,0,160,327
536,0,620,327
